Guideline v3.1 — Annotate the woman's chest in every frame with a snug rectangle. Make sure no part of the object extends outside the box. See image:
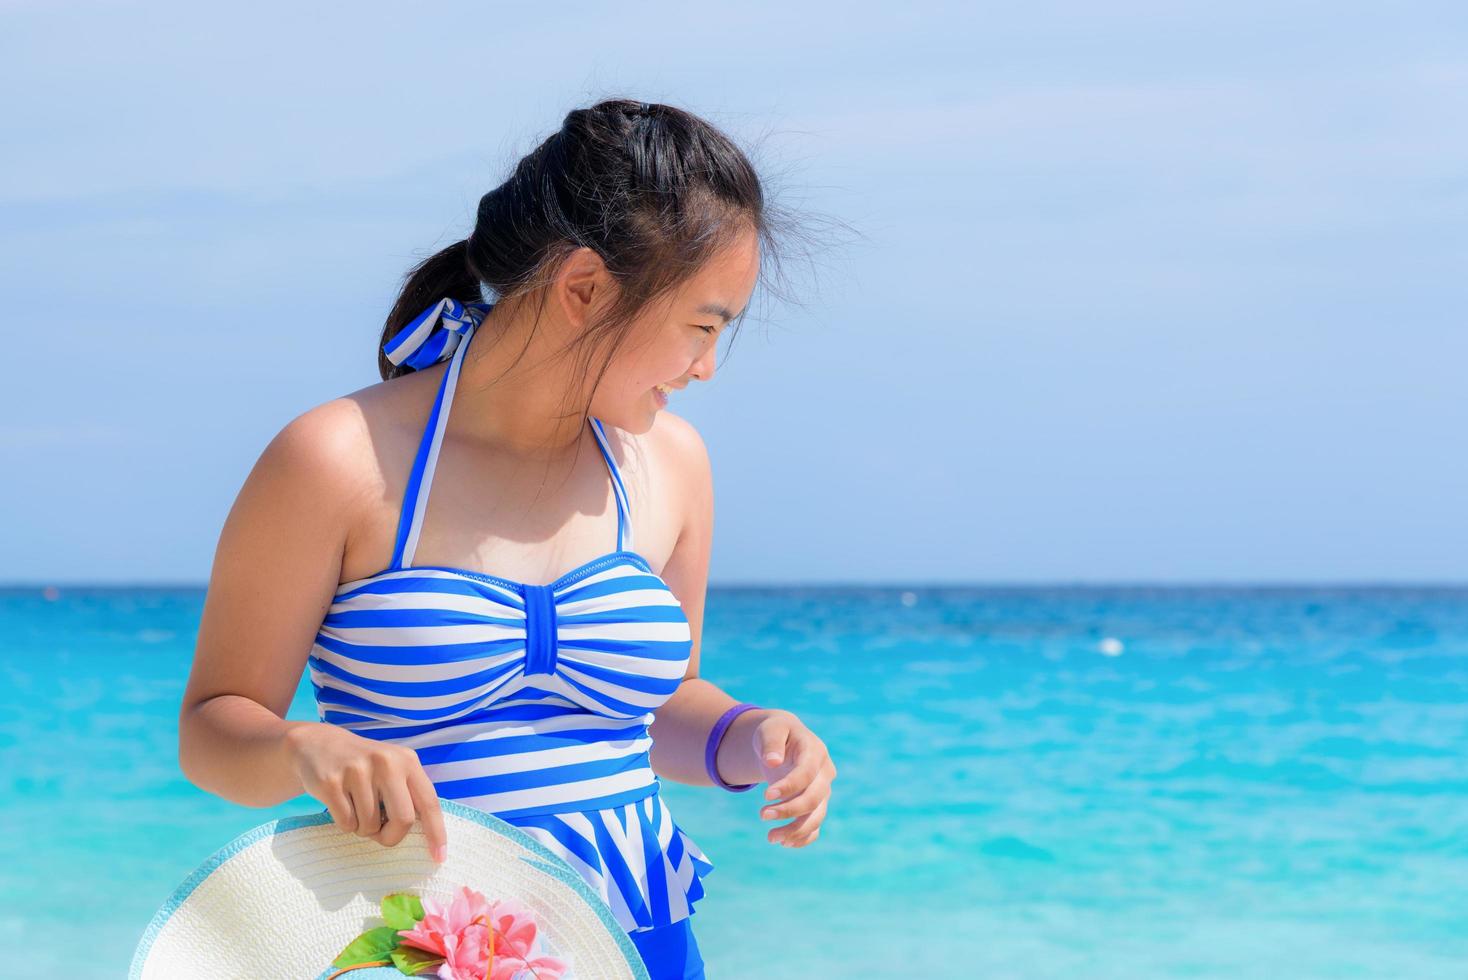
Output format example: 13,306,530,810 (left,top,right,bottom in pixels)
338,424,680,588
314,554,694,722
